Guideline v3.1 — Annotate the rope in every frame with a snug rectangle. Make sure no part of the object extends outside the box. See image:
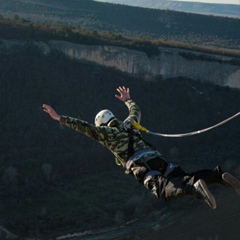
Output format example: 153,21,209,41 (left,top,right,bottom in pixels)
132,112,240,138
